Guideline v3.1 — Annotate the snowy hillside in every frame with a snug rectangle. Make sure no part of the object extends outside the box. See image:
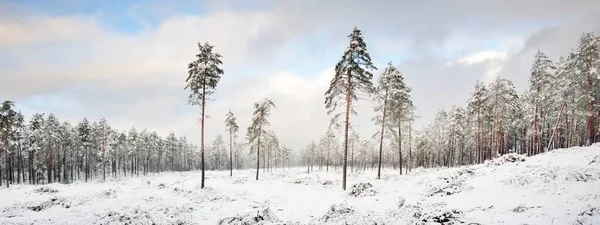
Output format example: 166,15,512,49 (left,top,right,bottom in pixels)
1,145,599,225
